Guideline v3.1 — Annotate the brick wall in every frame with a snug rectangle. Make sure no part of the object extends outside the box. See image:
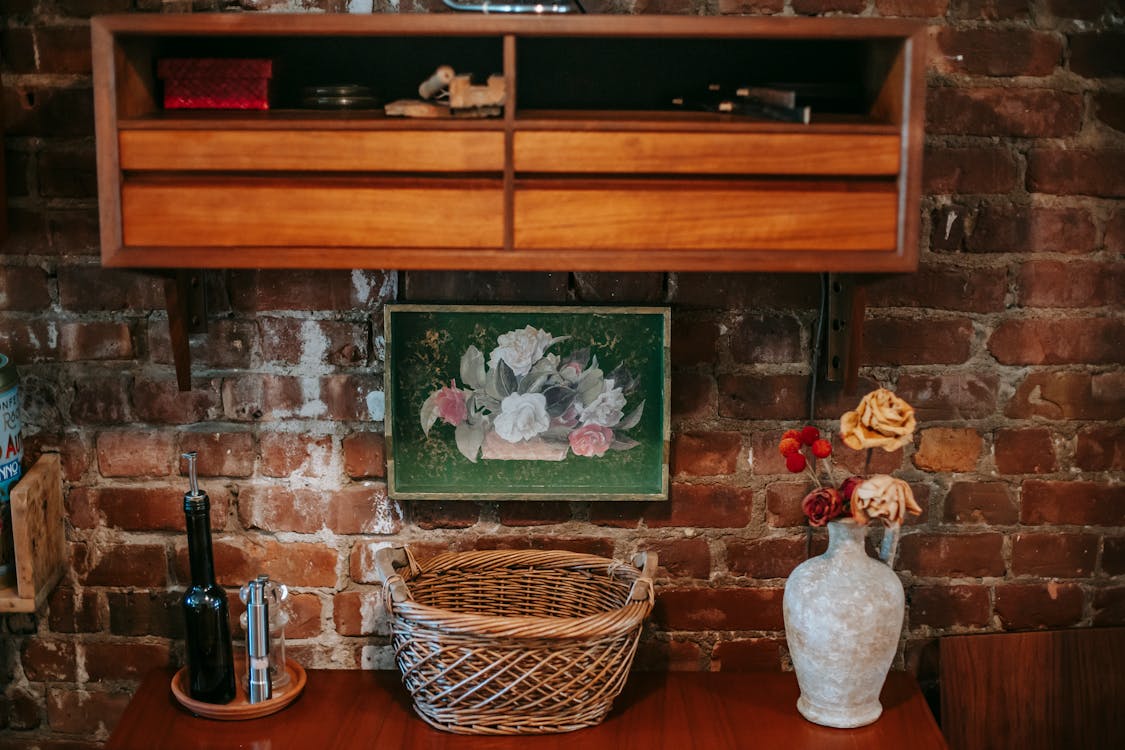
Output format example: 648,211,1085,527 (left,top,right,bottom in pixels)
2,0,1123,746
